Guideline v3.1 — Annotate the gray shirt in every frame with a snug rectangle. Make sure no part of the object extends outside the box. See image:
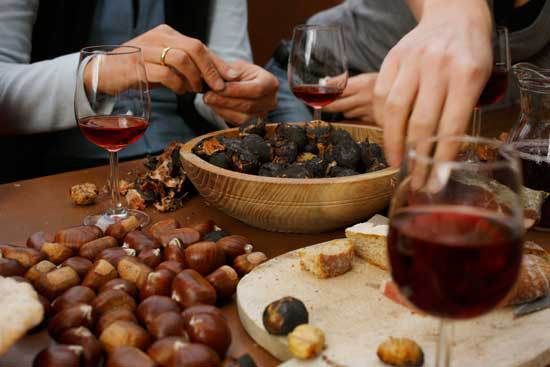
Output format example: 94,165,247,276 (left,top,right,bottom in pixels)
309,0,550,73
